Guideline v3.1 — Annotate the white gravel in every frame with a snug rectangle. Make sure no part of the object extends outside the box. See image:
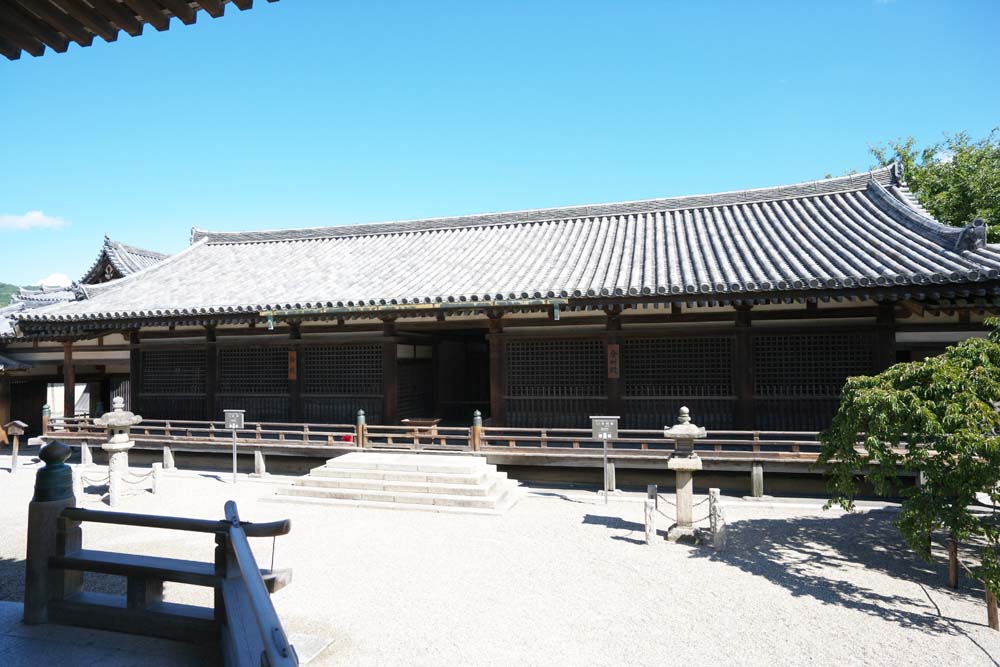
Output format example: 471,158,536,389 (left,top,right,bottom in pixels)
1,456,998,666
